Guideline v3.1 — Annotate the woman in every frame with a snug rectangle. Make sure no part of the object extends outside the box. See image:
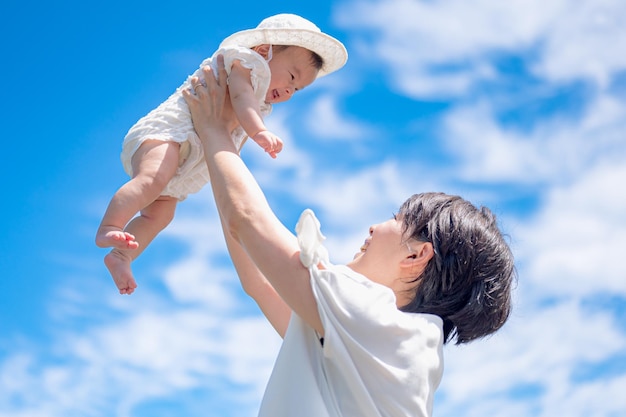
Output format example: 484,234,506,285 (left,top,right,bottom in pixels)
182,57,515,417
